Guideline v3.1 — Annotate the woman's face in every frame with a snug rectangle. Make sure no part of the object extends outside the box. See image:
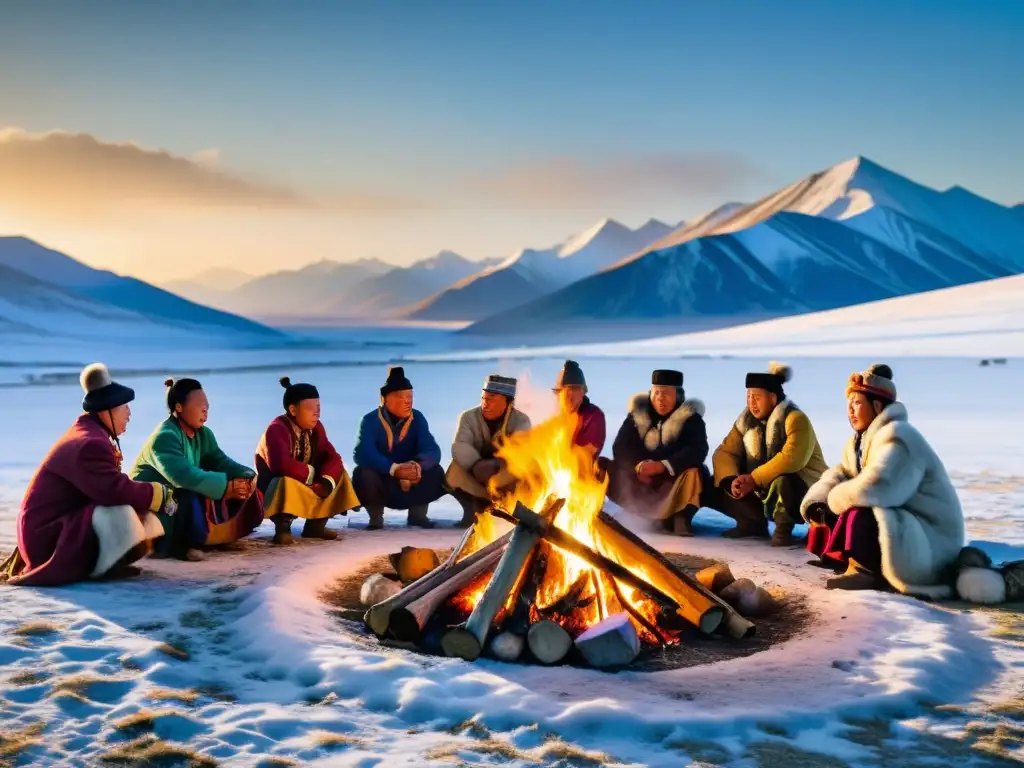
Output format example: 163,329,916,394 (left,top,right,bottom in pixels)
176,388,209,431
289,398,321,431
